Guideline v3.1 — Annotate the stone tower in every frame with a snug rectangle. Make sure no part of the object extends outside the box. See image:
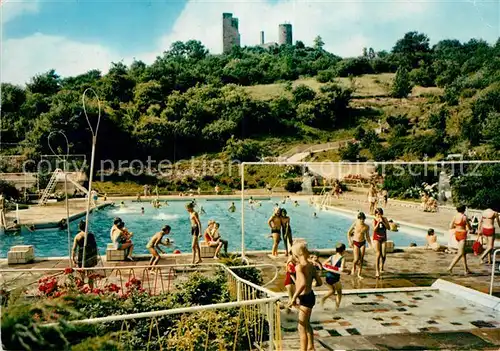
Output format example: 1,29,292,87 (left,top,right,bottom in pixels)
222,13,241,53
278,23,293,45
260,31,265,45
